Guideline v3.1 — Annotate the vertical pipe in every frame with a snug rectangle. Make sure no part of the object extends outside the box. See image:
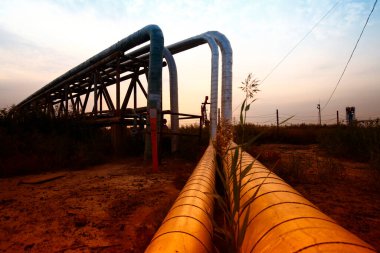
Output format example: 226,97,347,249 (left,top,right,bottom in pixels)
149,108,159,172
142,26,164,165
204,34,219,140
162,48,179,152
206,32,233,125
